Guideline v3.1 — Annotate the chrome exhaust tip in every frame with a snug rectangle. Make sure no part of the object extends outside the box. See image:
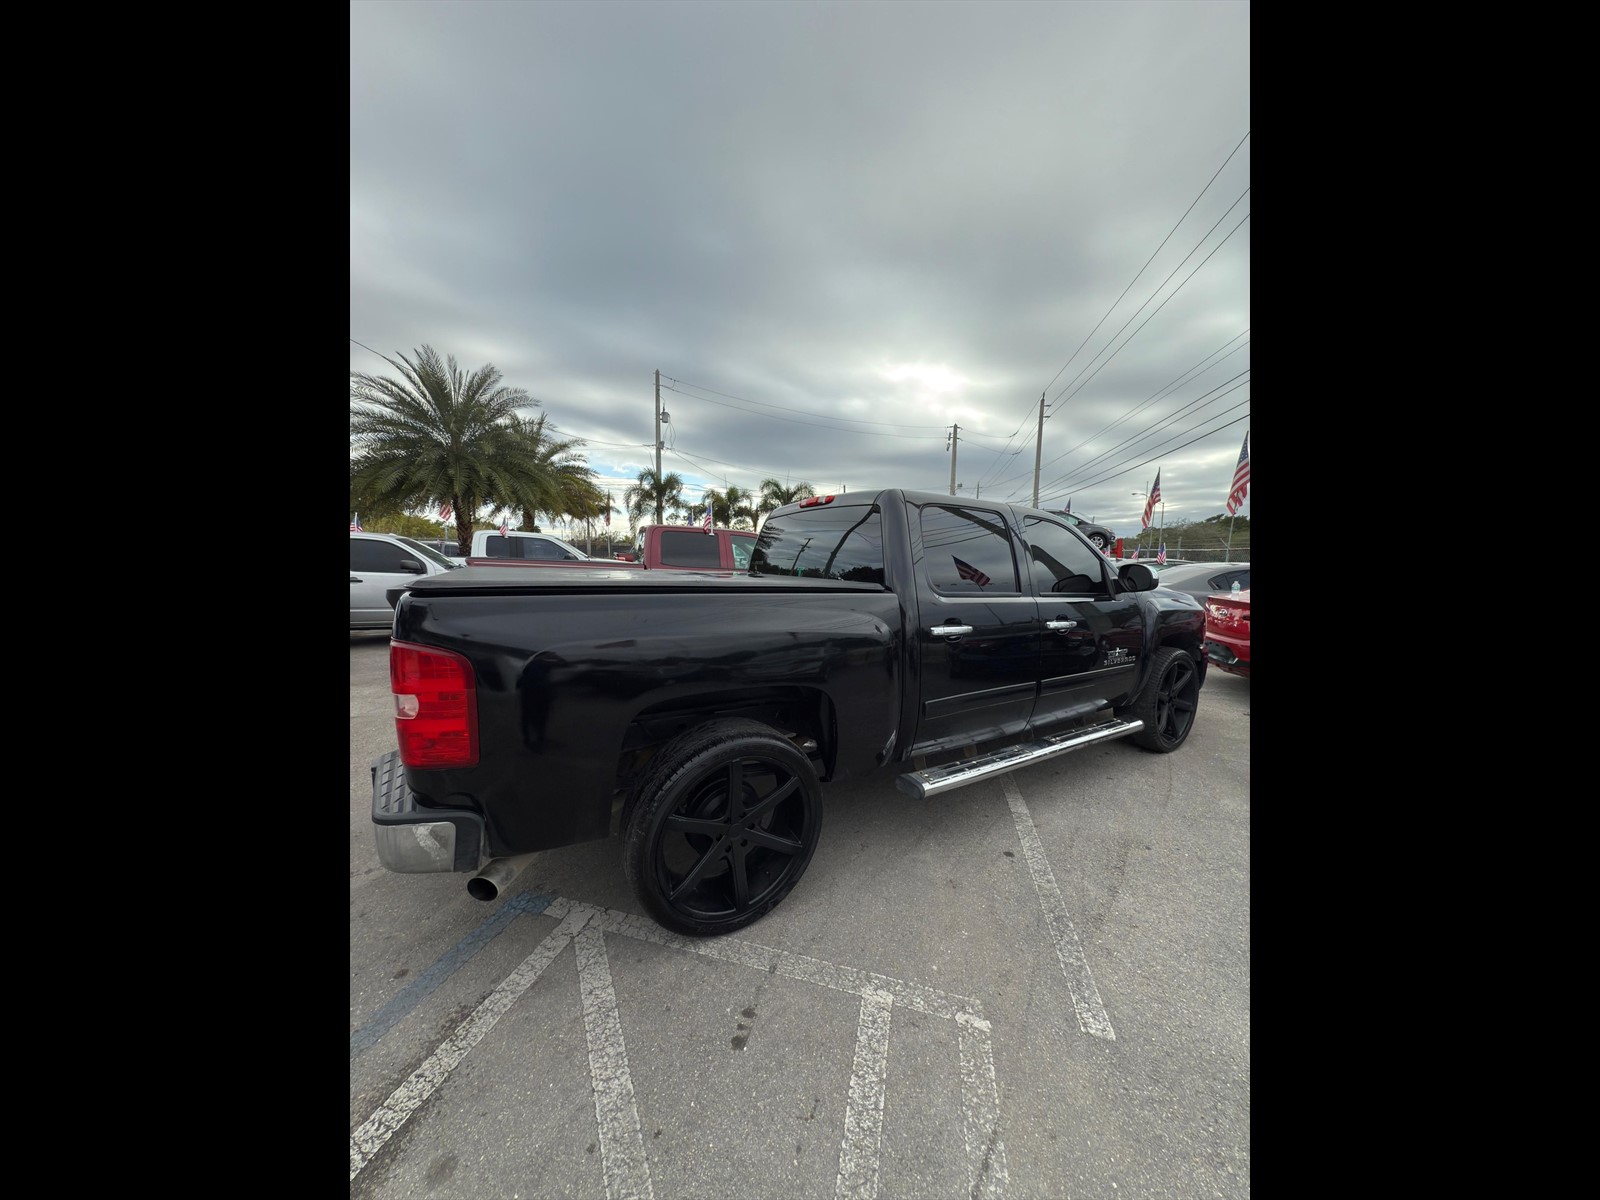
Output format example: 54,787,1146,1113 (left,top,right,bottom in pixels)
466,852,539,901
